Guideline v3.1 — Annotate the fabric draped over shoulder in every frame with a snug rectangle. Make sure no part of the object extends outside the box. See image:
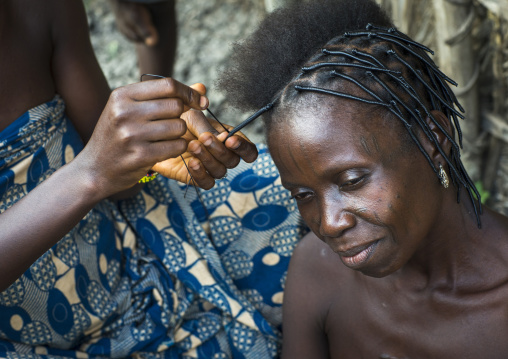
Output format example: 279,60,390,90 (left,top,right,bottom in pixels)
0,96,307,358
